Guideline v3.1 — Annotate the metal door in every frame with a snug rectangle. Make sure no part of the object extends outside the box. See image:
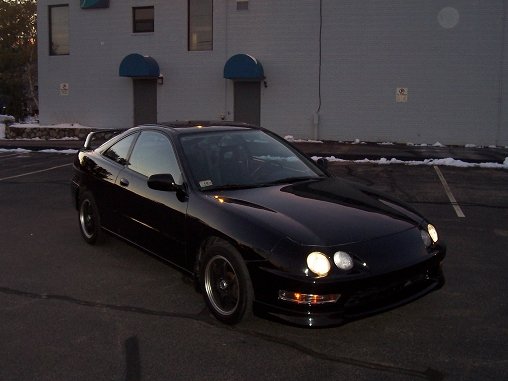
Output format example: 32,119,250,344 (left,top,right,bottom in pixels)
133,79,157,126
234,81,260,125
